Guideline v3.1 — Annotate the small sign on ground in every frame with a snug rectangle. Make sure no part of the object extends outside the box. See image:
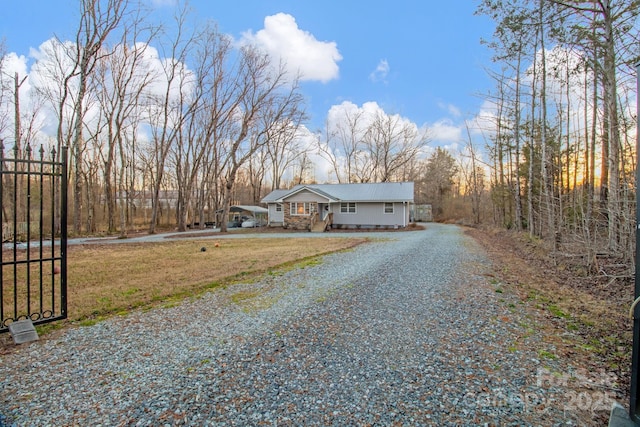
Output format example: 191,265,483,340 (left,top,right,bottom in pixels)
8,319,39,344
